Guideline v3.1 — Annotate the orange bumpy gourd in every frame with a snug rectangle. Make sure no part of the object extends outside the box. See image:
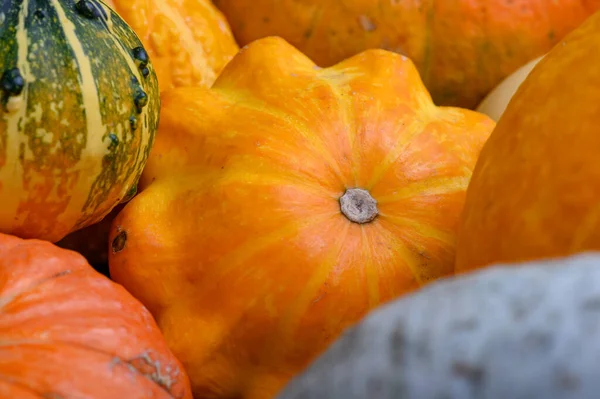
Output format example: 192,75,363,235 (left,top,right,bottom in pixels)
108,37,494,399
213,0,600,108
0,233,192,399
456,10,600,272
104,0,239,90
